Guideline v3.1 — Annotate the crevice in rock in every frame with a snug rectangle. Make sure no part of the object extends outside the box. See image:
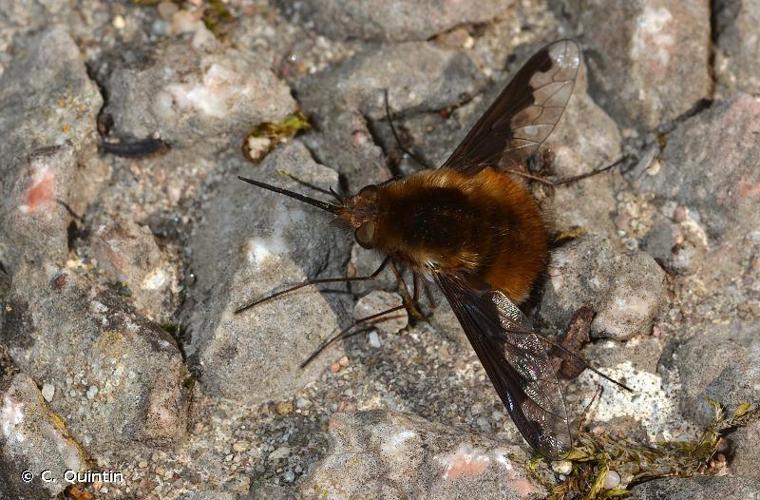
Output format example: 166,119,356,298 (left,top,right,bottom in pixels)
84,60,112,139
707,0,722,100
658,97,714,135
